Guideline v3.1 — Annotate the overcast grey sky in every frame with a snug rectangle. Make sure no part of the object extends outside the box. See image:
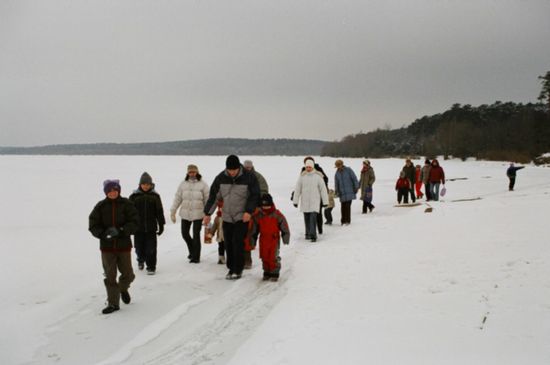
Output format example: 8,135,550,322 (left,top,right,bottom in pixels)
1,0,549,147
